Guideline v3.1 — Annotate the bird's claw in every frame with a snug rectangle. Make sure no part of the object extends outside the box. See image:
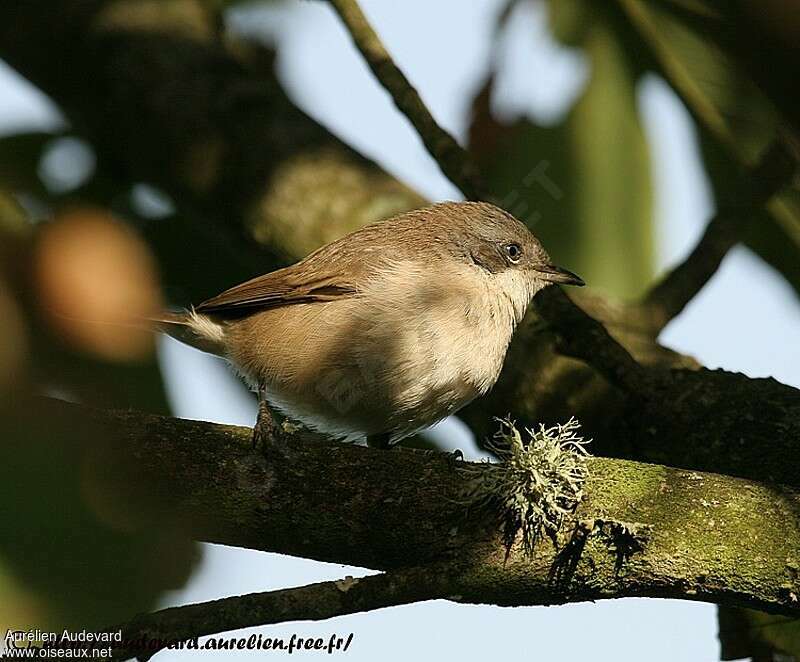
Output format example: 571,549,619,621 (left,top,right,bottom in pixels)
252,397,290,460
445,448,464,469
